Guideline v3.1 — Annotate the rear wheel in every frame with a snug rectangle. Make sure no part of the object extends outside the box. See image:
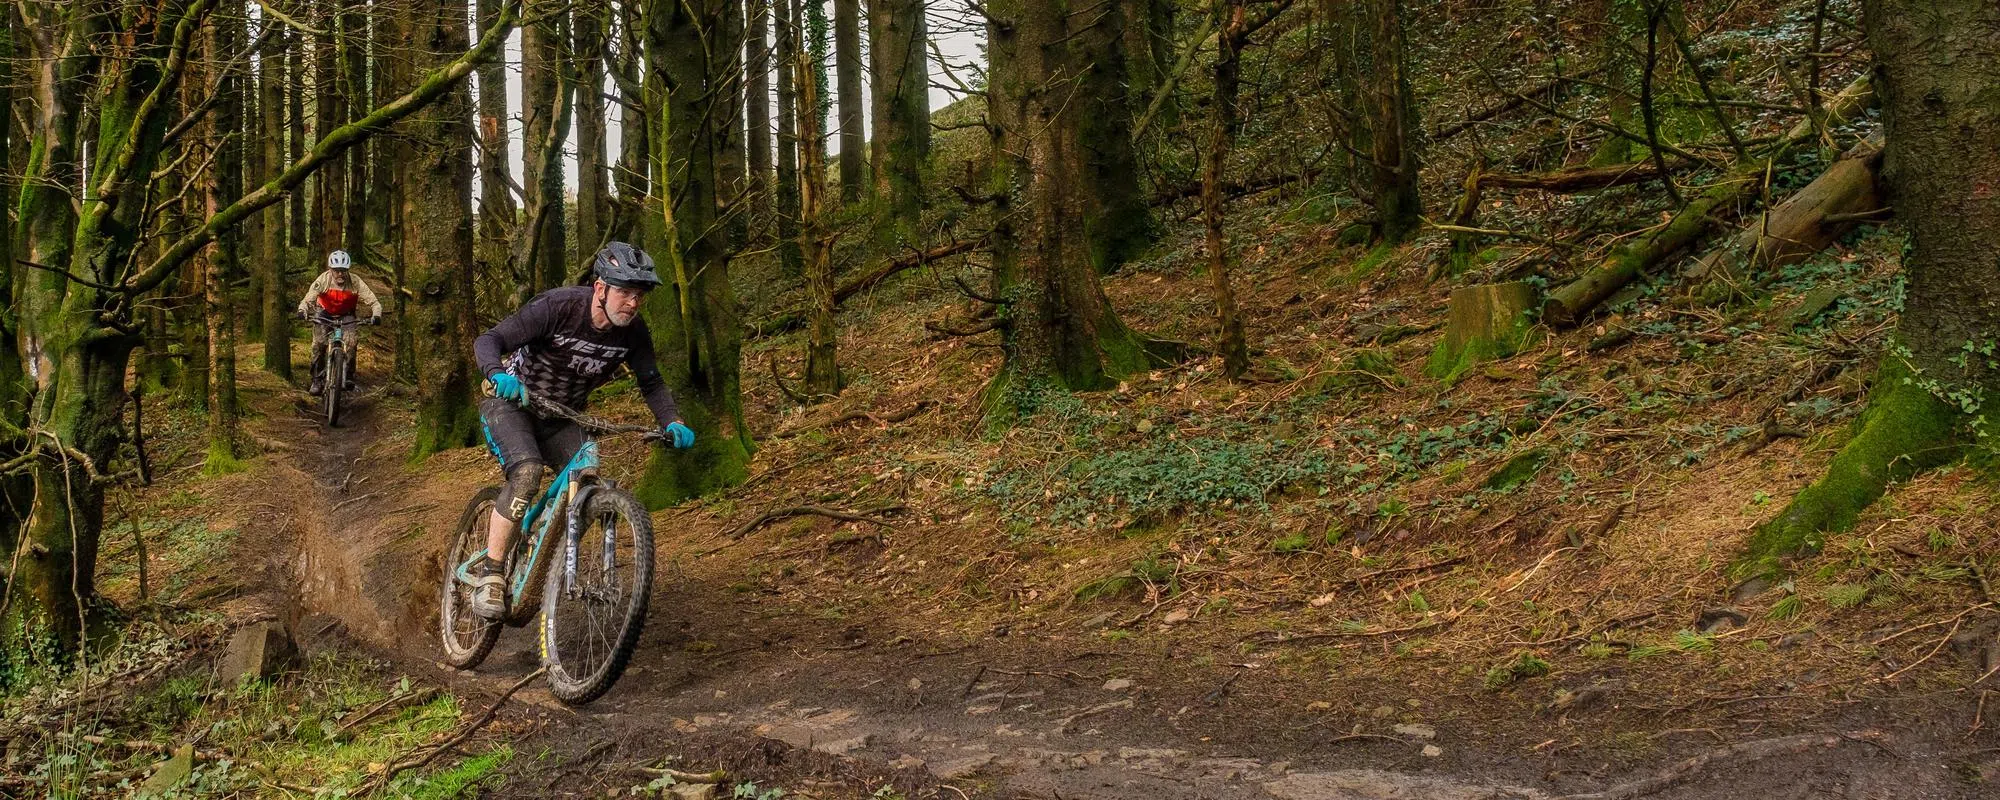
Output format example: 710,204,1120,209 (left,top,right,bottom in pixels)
540,487,654,705
439,486,503,669
323,344,344,427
